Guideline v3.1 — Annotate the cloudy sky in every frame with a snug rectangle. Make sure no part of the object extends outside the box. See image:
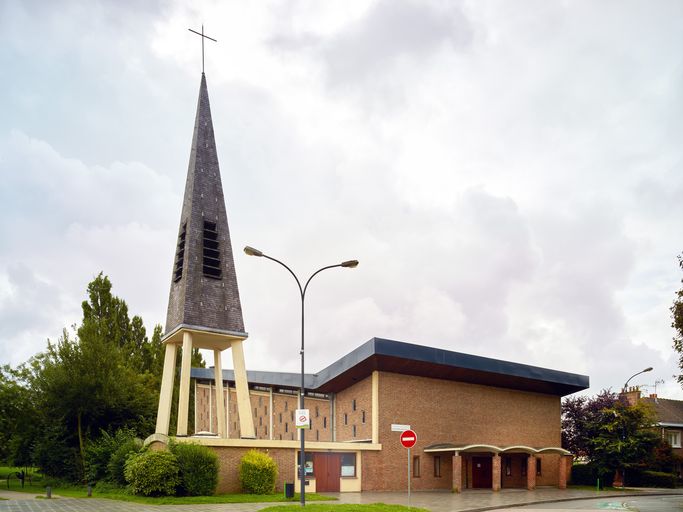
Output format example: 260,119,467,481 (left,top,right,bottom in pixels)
1,0,682,399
